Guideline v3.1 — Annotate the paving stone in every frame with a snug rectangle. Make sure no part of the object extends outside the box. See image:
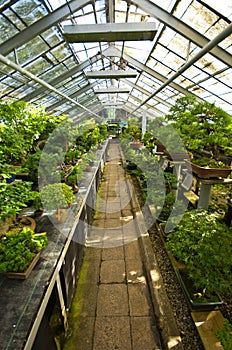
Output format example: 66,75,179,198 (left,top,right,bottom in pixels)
70,283,99,317
105,211,121,219
125,259,146,284
93,316,131,350
124,241,141,260
97,284,129,316
131,316,161,350
101,246,125,260
123,227,139,245
86,228,104,248
100,260,126,283
63,316,95,350
128,284,152,316
78,258,100,284
102,228,124,248
104,217,122,229
121,208,133,217
84,247,102,261
93,211,106,220
106,201,122,213
92,218,105,228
